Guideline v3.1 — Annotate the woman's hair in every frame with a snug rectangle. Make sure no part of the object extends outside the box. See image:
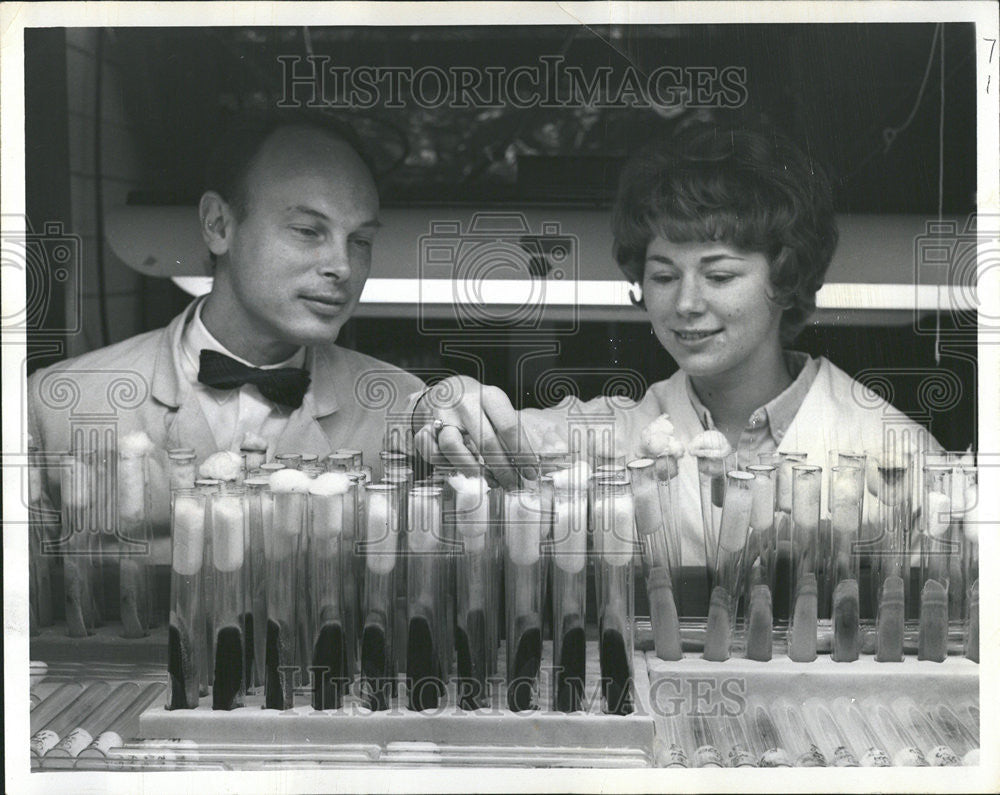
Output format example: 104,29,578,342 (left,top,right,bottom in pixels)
612,122,838,344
